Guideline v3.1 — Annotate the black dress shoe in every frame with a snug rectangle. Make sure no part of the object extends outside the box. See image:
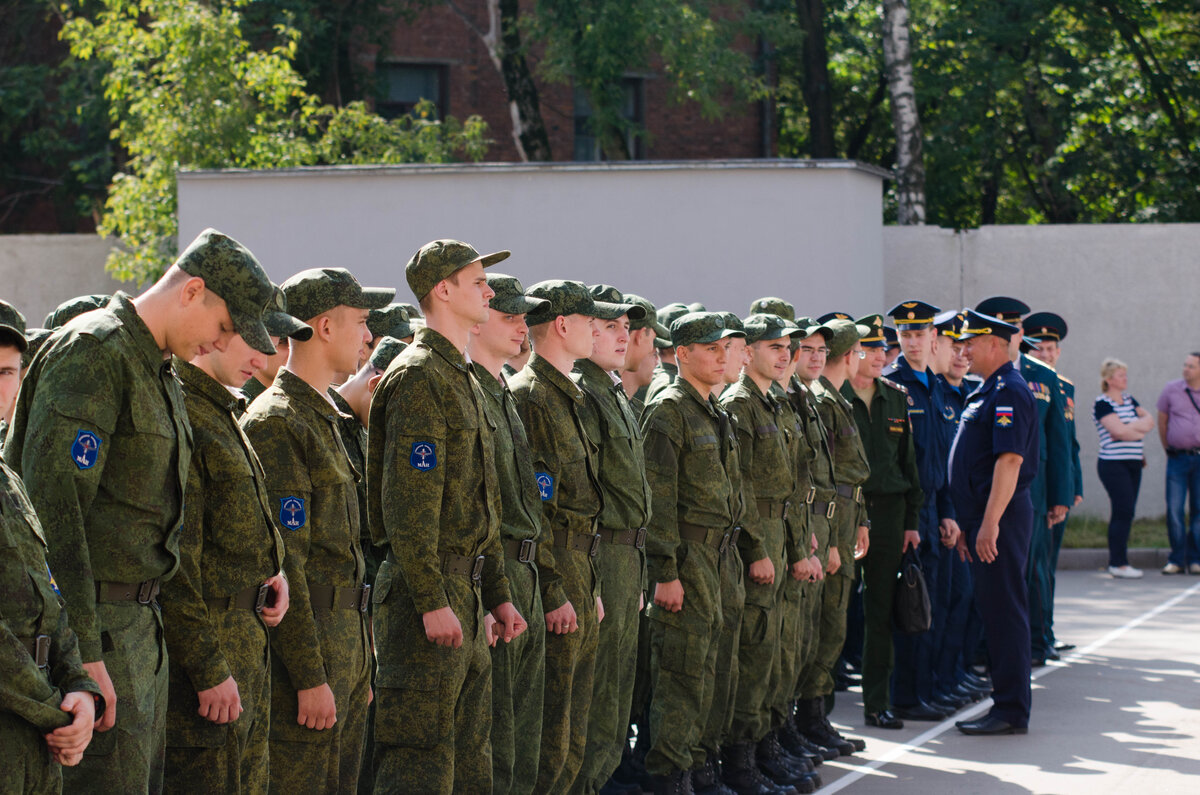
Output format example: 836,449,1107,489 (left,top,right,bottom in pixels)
956,715,1027,735
893,701,948,721
1054,641,1076,652
953,683,985,703
1044,648,1061,661
864,710,904,729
